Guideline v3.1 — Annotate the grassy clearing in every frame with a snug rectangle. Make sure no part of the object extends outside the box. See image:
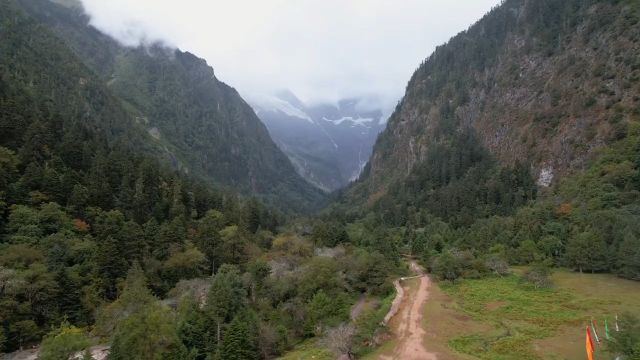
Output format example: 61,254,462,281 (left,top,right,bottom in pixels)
277,339,333,360
443,275,585,359
422,280,490,360
533,271,640,359
433,270,640,359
